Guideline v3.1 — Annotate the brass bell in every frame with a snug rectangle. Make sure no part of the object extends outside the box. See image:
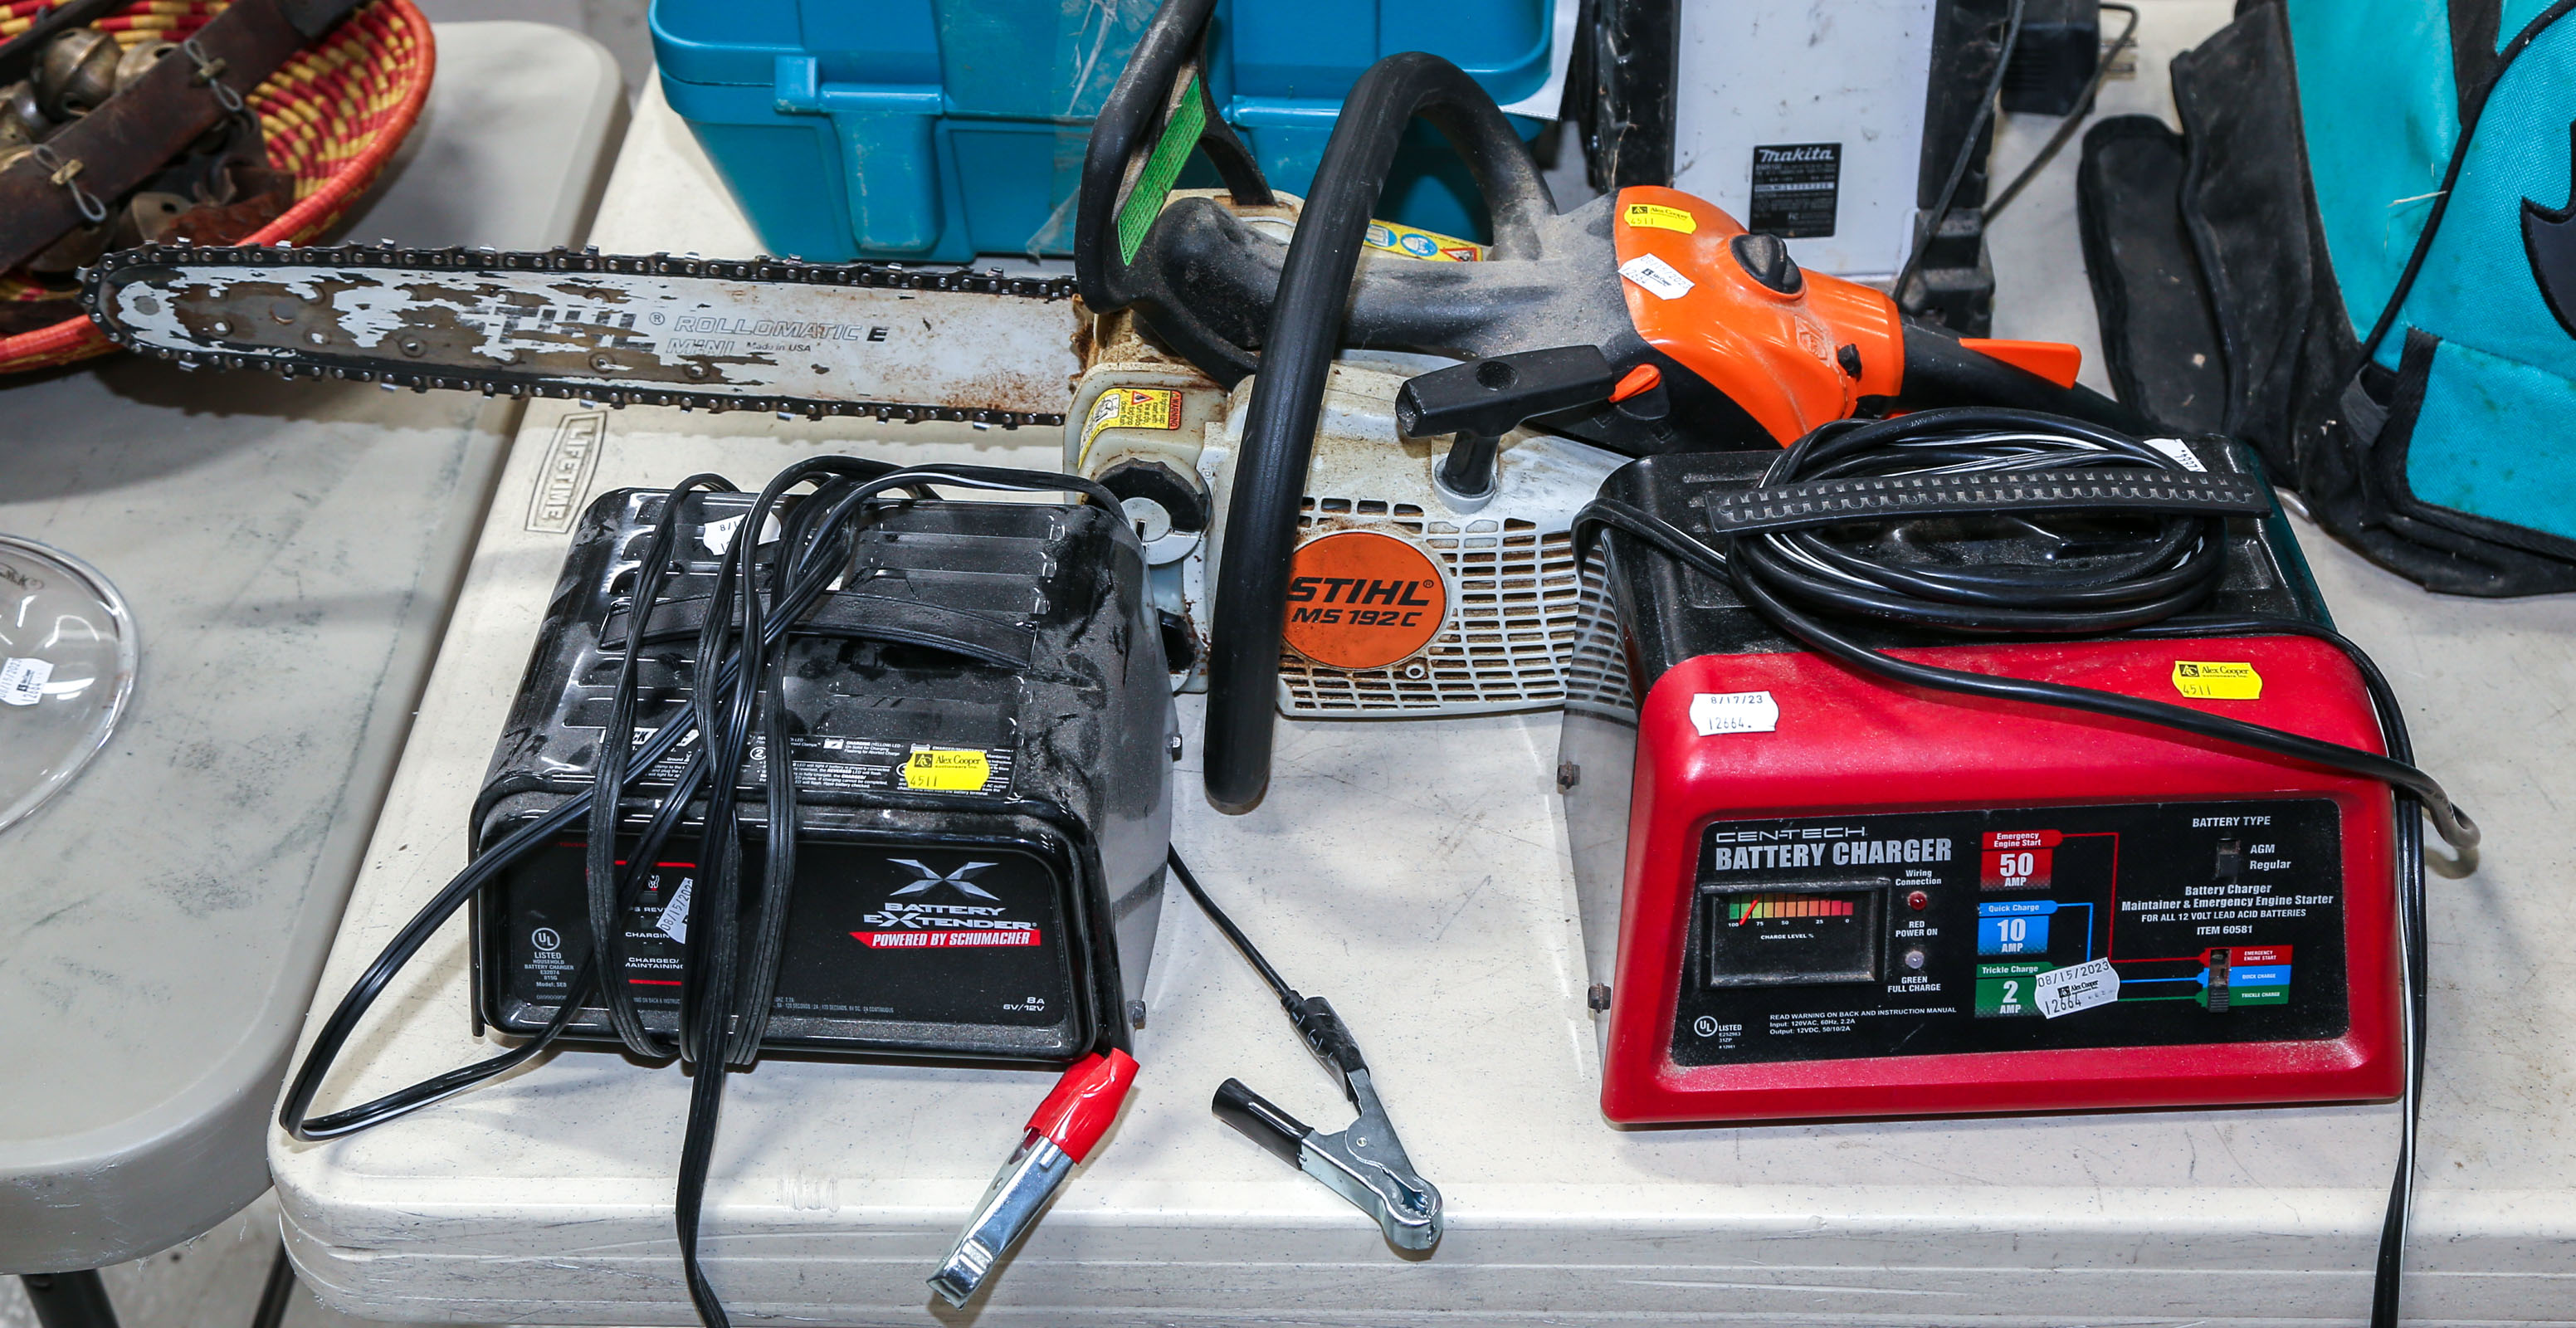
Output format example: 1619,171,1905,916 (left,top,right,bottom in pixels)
122,191,194,247
113,40,176,93
0,79,50,147
37,28,121,120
